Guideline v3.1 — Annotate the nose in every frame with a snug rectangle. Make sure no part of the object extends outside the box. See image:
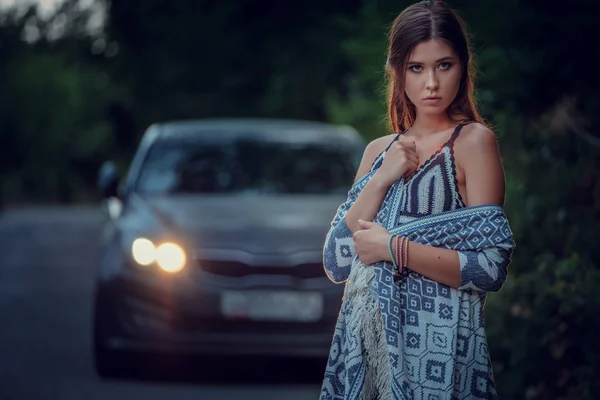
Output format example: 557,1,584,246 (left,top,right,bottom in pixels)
425,70,439,91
